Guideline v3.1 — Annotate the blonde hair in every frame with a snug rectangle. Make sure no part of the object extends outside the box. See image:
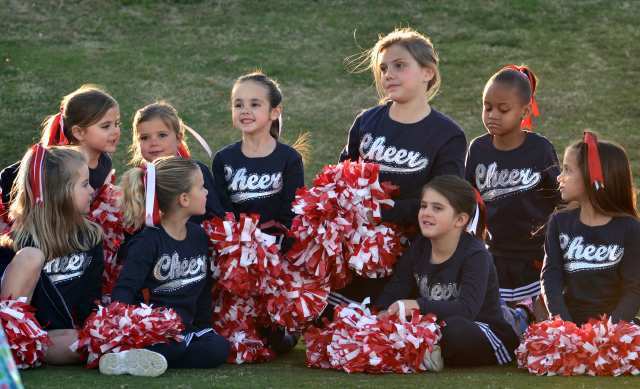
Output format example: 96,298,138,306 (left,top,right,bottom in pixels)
129,102,190,166
346,27,441,103
120,156,200,230
40,84,118,145
9,146,102,260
